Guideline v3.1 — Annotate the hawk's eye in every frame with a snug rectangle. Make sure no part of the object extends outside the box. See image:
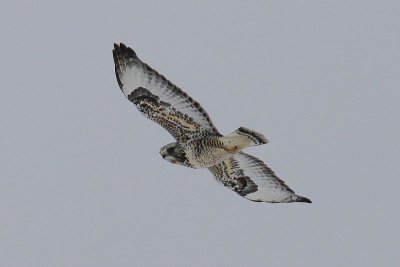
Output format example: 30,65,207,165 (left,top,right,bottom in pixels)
167,147,174,154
